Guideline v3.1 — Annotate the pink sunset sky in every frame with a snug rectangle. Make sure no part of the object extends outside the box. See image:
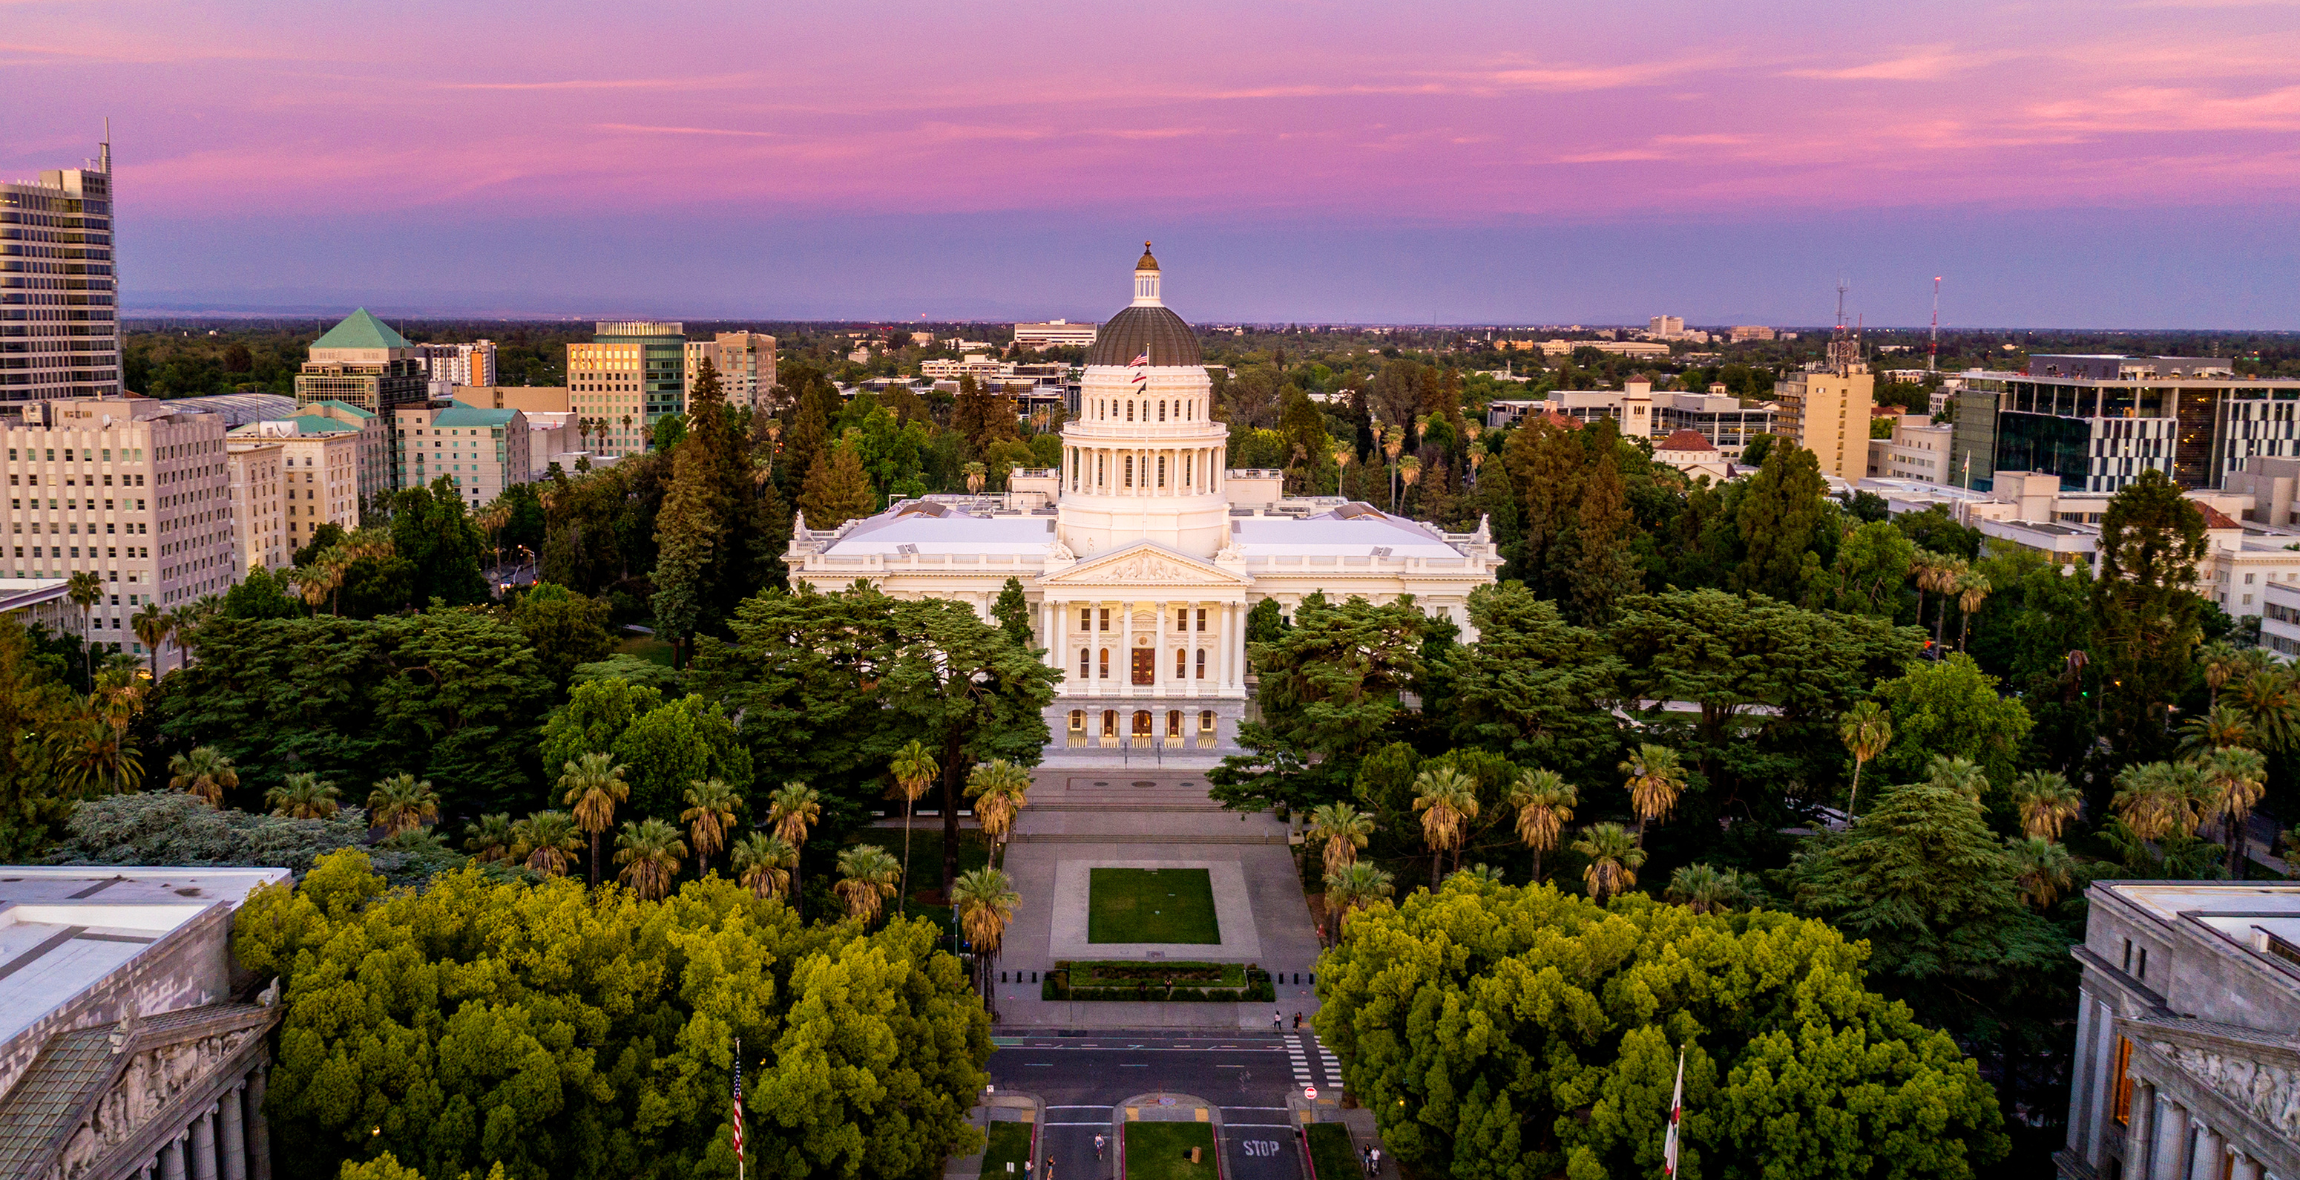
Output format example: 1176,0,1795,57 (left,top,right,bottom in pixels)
8,0,2300,325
